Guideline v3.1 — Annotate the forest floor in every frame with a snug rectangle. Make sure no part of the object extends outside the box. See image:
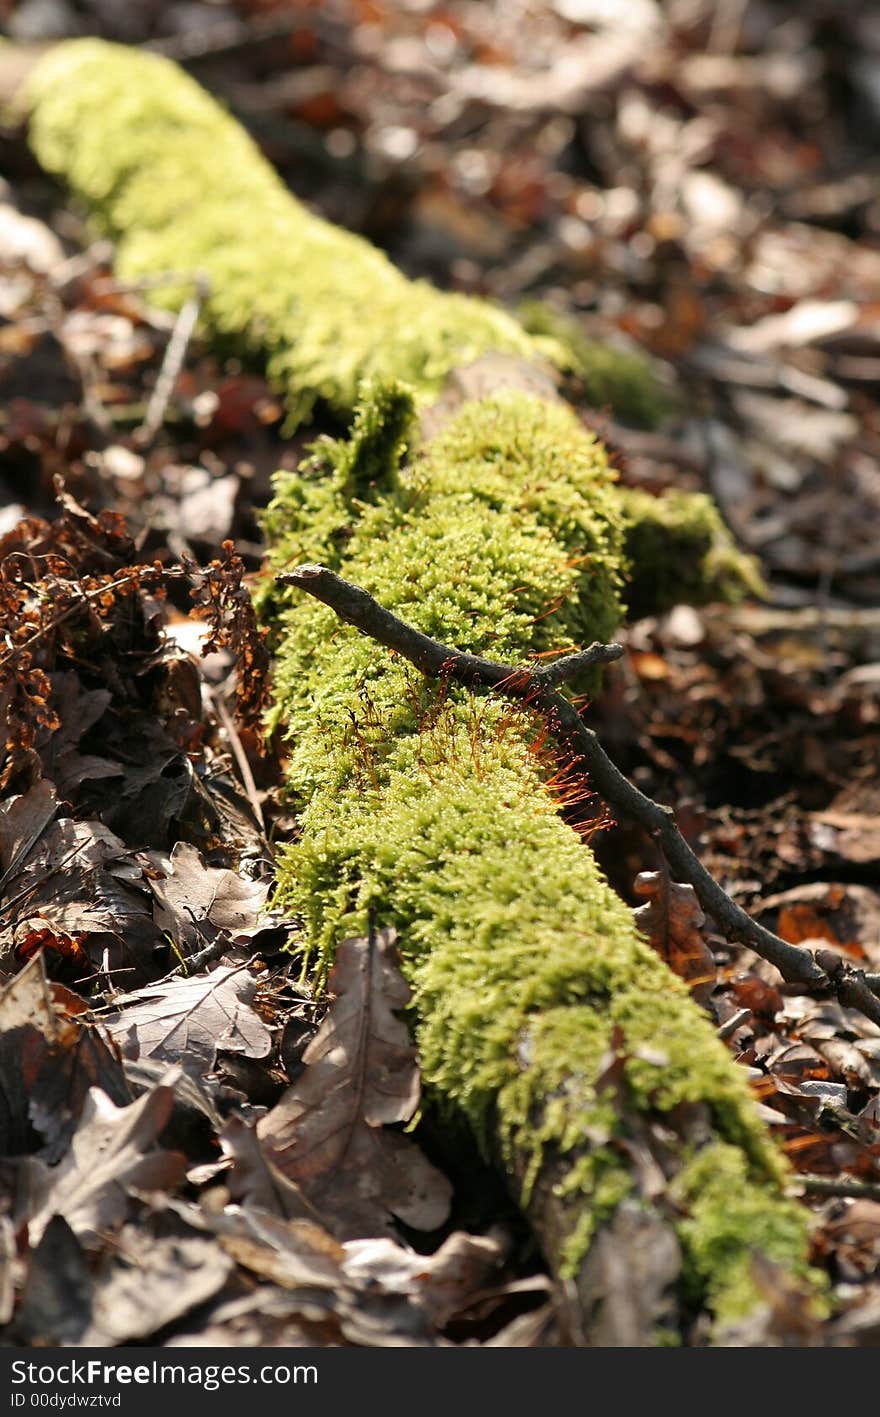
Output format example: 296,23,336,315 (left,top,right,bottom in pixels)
1,0,879,1346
